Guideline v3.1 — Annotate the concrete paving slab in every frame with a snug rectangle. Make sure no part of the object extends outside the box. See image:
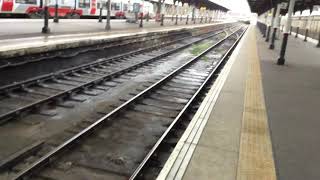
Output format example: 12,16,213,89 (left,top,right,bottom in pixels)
257,25,320,180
